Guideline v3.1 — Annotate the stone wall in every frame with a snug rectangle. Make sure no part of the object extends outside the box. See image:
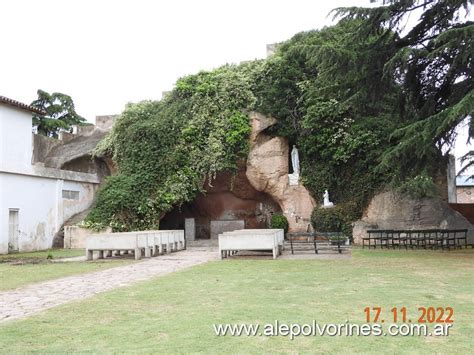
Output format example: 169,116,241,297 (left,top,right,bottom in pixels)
95,115,117,131
353,190,474,245
32,134,61,164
